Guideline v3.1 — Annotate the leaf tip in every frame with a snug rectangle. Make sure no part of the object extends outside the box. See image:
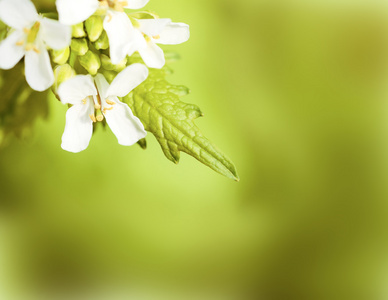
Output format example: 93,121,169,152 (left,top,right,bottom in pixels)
229,170,240,182
137,138,147,150
219,162,240,181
